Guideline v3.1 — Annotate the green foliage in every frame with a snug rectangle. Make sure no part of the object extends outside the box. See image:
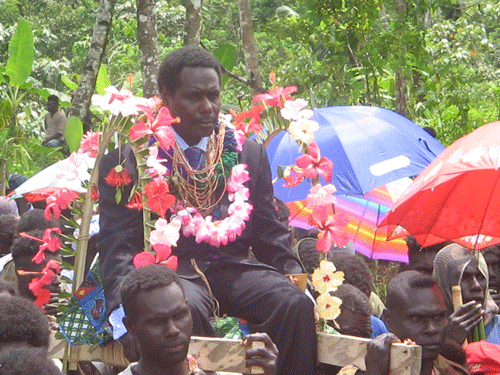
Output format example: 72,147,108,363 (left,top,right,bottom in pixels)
213,43,238,88
65,116,84,153
5,19,34,88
